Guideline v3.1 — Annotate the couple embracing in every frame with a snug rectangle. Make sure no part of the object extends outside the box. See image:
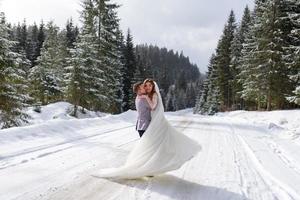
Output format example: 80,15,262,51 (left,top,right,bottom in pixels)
94,79,201,179
133,79,158,138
